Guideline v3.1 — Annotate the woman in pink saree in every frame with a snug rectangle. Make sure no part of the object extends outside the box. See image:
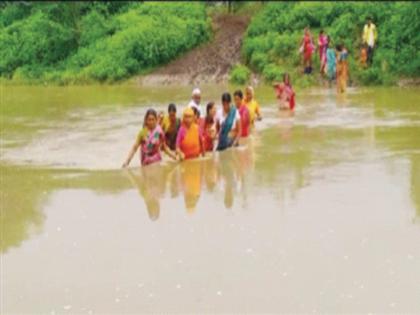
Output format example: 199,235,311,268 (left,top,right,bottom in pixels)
318,30,328,75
